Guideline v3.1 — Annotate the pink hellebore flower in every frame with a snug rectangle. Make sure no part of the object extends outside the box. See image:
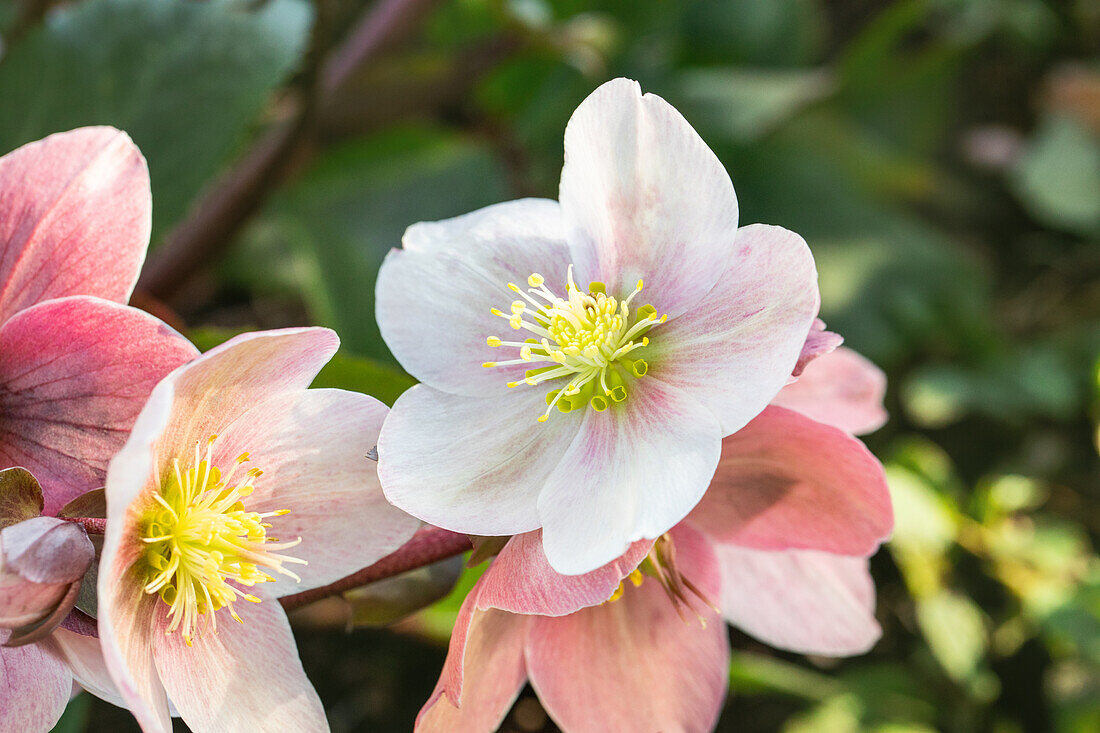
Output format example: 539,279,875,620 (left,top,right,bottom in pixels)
418,347,892,733
376,78,820,575
97,328,421,733
0,126,201,730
